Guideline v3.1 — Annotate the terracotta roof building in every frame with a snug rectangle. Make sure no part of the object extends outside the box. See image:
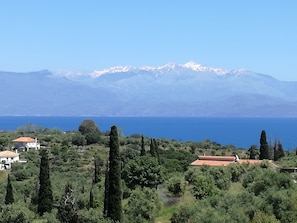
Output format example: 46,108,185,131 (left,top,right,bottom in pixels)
12,137,40,151
12,137,36,143
0,150,19,170
190,155,271,167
